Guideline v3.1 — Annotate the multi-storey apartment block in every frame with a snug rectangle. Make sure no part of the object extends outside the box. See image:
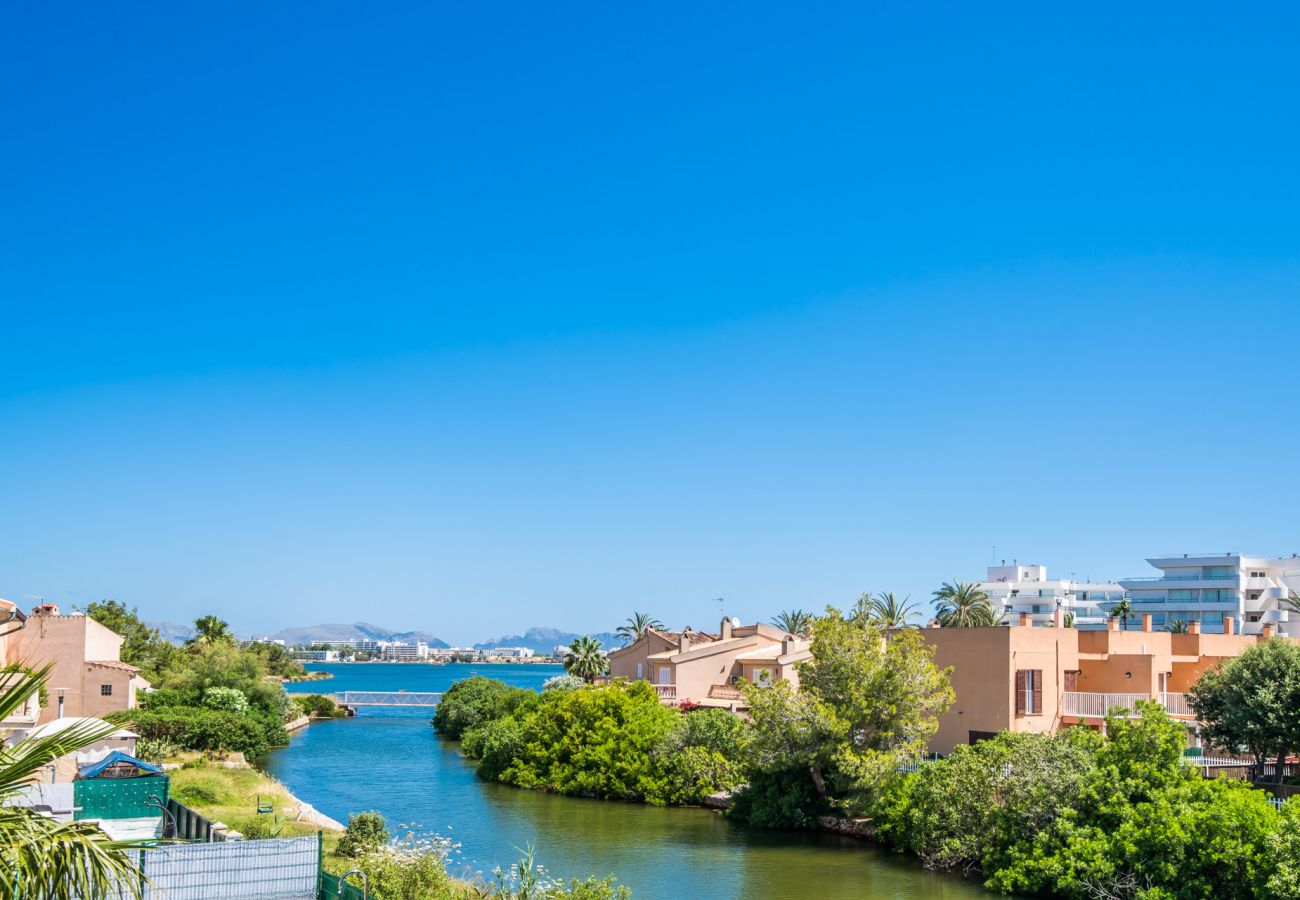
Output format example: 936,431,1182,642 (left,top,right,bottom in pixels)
1119,552,1300,636
978,562,1124,628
